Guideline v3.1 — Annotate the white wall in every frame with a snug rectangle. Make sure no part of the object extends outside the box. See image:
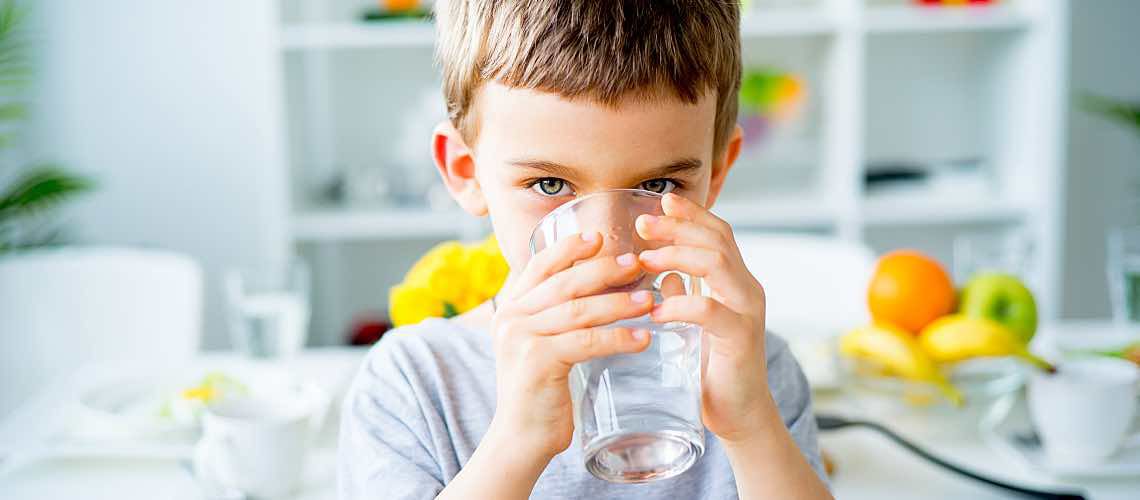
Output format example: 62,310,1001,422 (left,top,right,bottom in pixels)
27,0,290,349
20,0,1137,342
1062,0,1140,318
